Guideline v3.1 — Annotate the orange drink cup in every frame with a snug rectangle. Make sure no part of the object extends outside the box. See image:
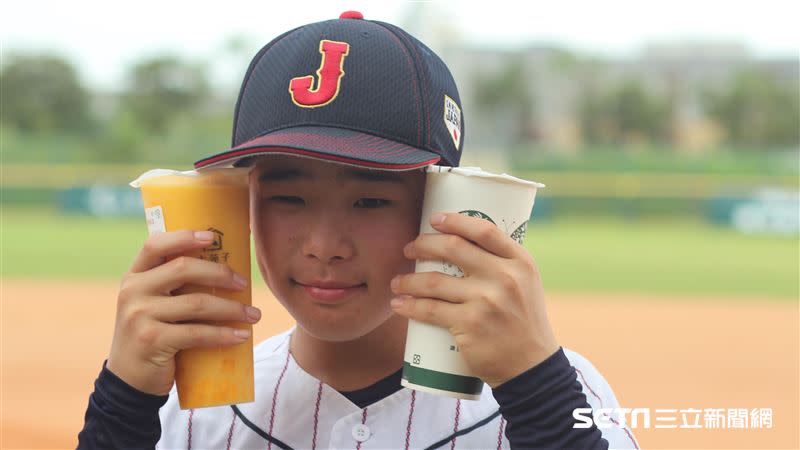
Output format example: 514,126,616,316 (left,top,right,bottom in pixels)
130,168,254,409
